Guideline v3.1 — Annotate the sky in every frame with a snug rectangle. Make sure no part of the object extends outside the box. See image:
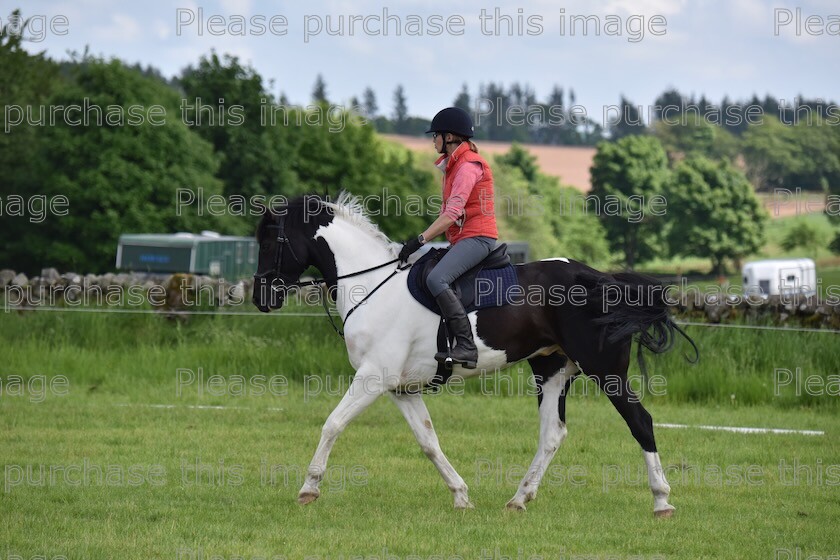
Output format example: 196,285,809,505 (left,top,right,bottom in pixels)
10,0,840,126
